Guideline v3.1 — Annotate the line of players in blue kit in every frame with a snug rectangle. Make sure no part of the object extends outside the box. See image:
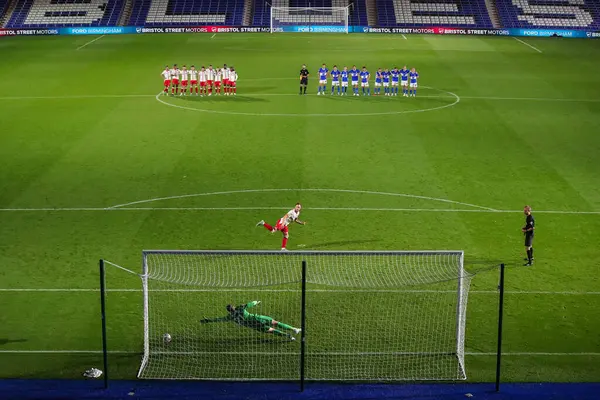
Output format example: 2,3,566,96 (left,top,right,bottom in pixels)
316,64,419,97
